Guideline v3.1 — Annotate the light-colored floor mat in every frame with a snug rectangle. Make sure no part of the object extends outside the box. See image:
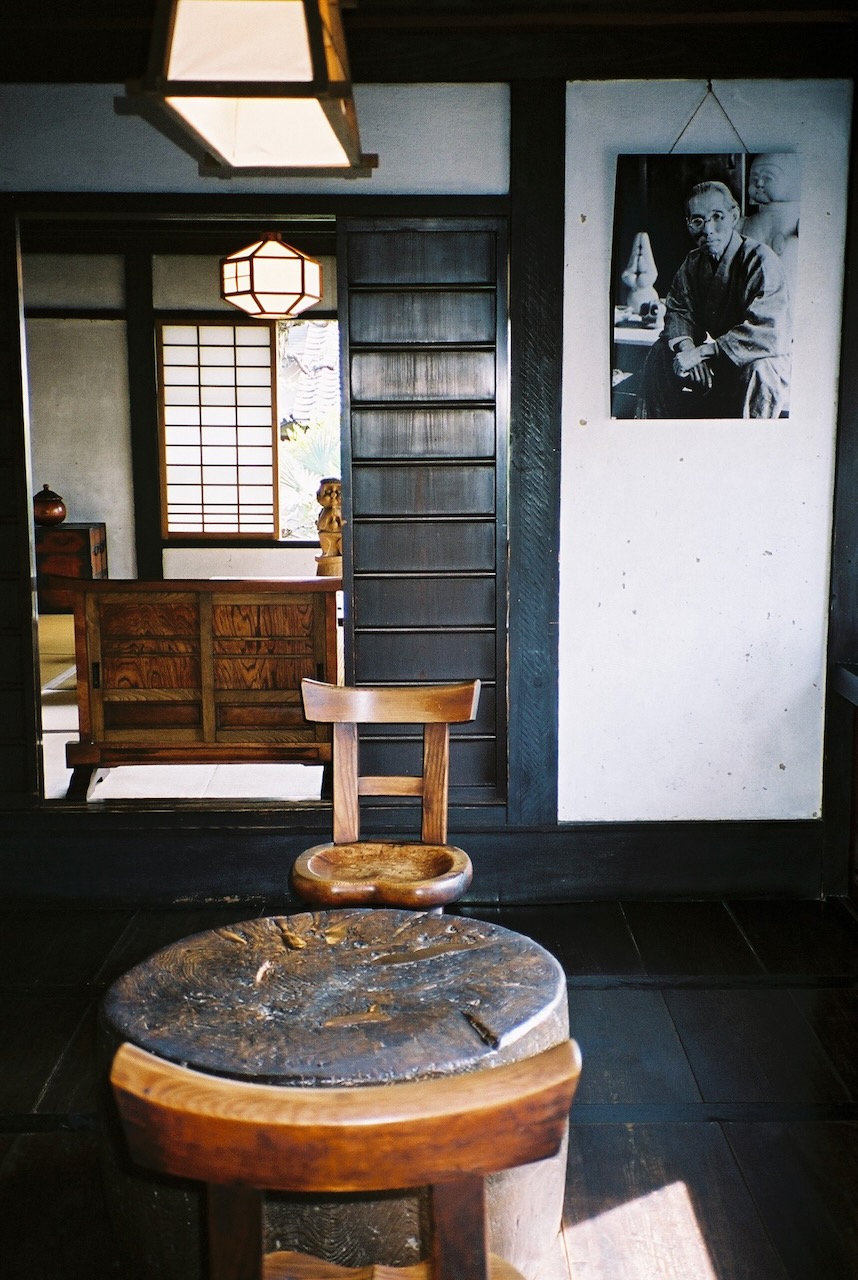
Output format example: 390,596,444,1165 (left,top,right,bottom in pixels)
88,762,324,802
38,613,76,690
